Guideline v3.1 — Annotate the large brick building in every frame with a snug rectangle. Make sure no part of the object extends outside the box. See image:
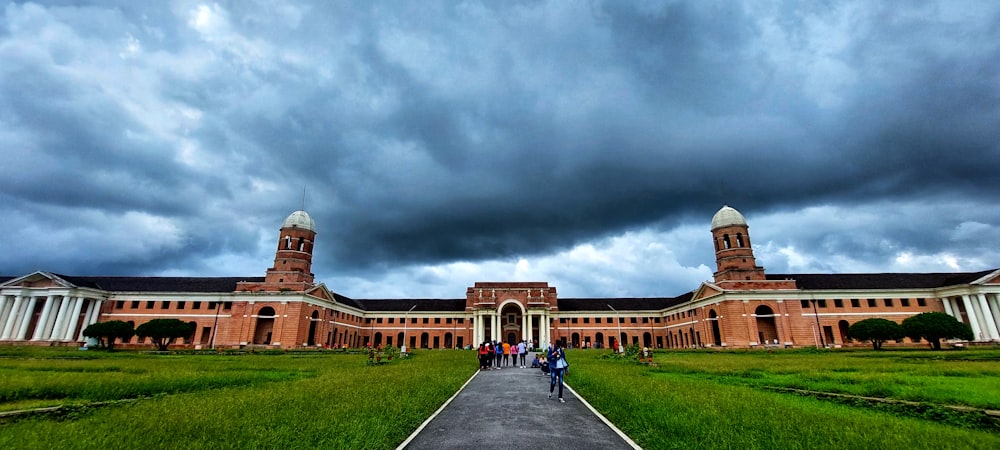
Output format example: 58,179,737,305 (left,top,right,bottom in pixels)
2,206,998,349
